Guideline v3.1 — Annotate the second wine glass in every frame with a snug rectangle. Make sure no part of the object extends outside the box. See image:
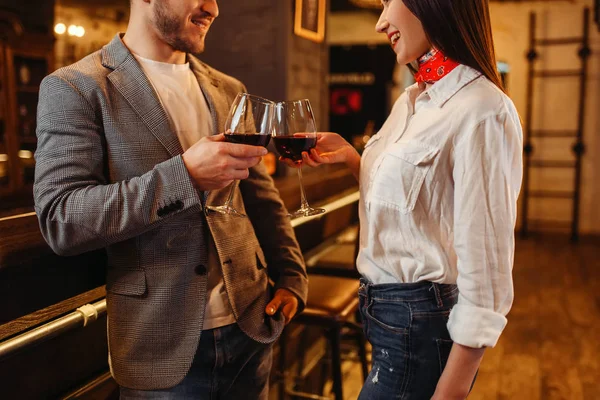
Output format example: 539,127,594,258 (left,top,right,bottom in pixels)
205,93,275,217
273,99,325,219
